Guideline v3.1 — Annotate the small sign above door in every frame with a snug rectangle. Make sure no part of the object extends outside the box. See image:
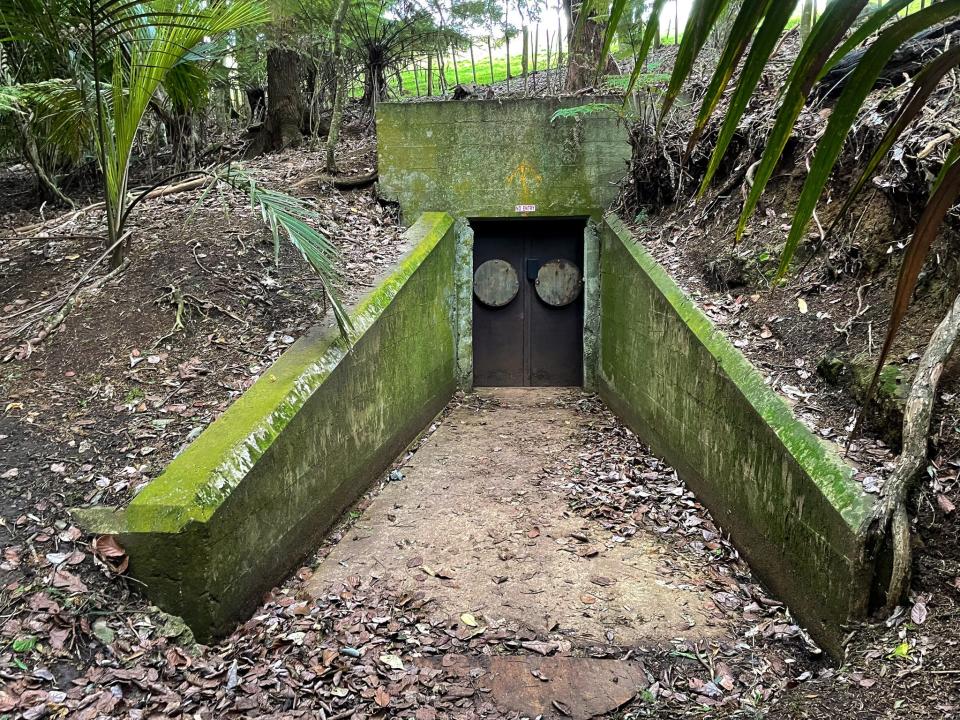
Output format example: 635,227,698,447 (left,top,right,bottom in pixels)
515,204,536,213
